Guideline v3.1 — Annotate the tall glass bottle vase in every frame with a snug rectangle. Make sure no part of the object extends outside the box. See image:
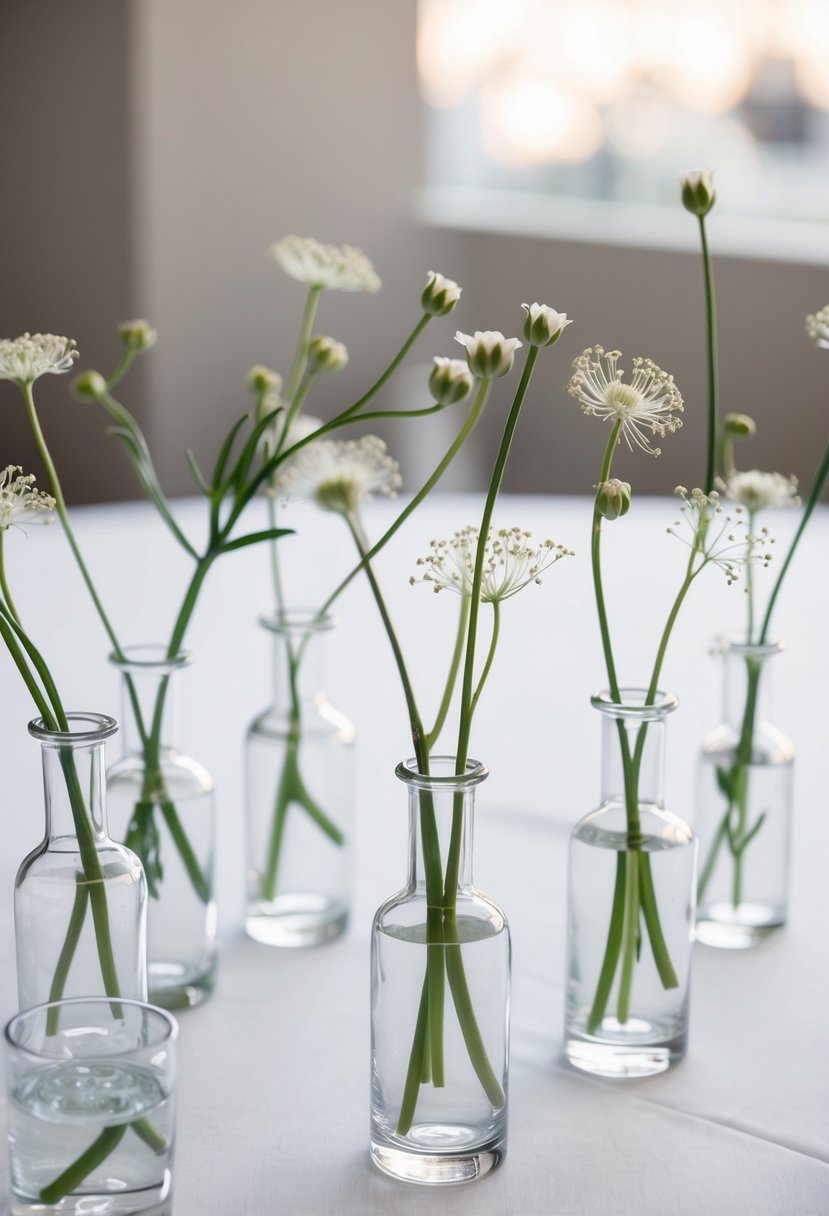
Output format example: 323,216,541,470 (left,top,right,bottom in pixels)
370,758,510,1186
565,691,696,1078
695,637,794,948
15,713,147,1014
245,611,354,947
107,647,217,1009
